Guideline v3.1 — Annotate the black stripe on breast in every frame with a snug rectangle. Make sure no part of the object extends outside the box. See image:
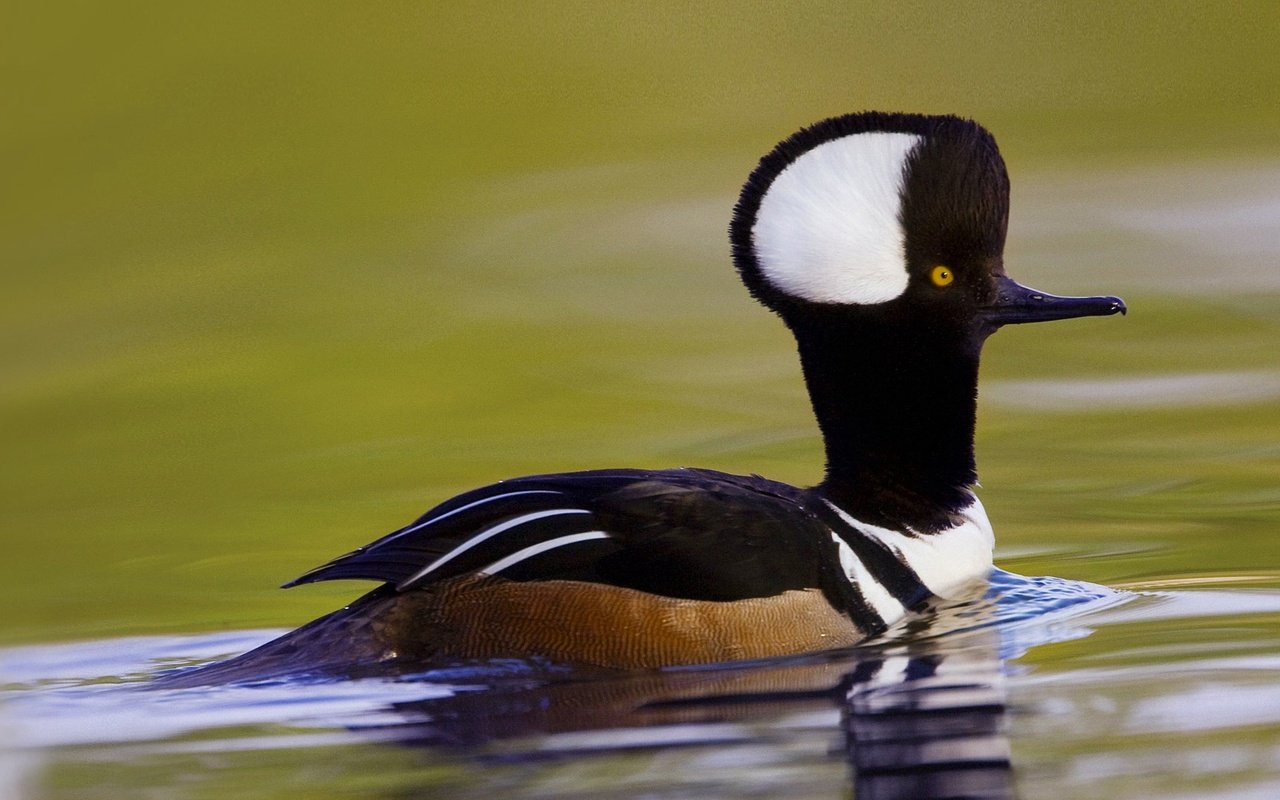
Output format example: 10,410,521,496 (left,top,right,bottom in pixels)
811,525,890,638
810,500,934,611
